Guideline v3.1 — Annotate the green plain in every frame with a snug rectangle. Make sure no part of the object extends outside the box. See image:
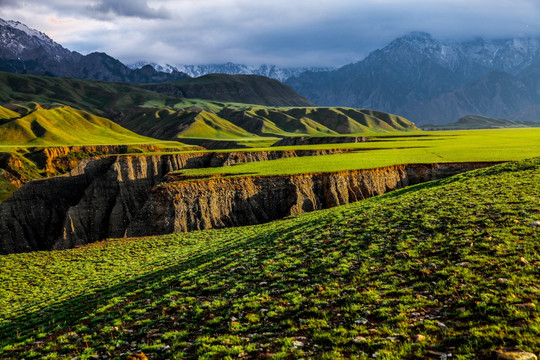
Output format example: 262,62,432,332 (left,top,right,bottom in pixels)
175,128,540,179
